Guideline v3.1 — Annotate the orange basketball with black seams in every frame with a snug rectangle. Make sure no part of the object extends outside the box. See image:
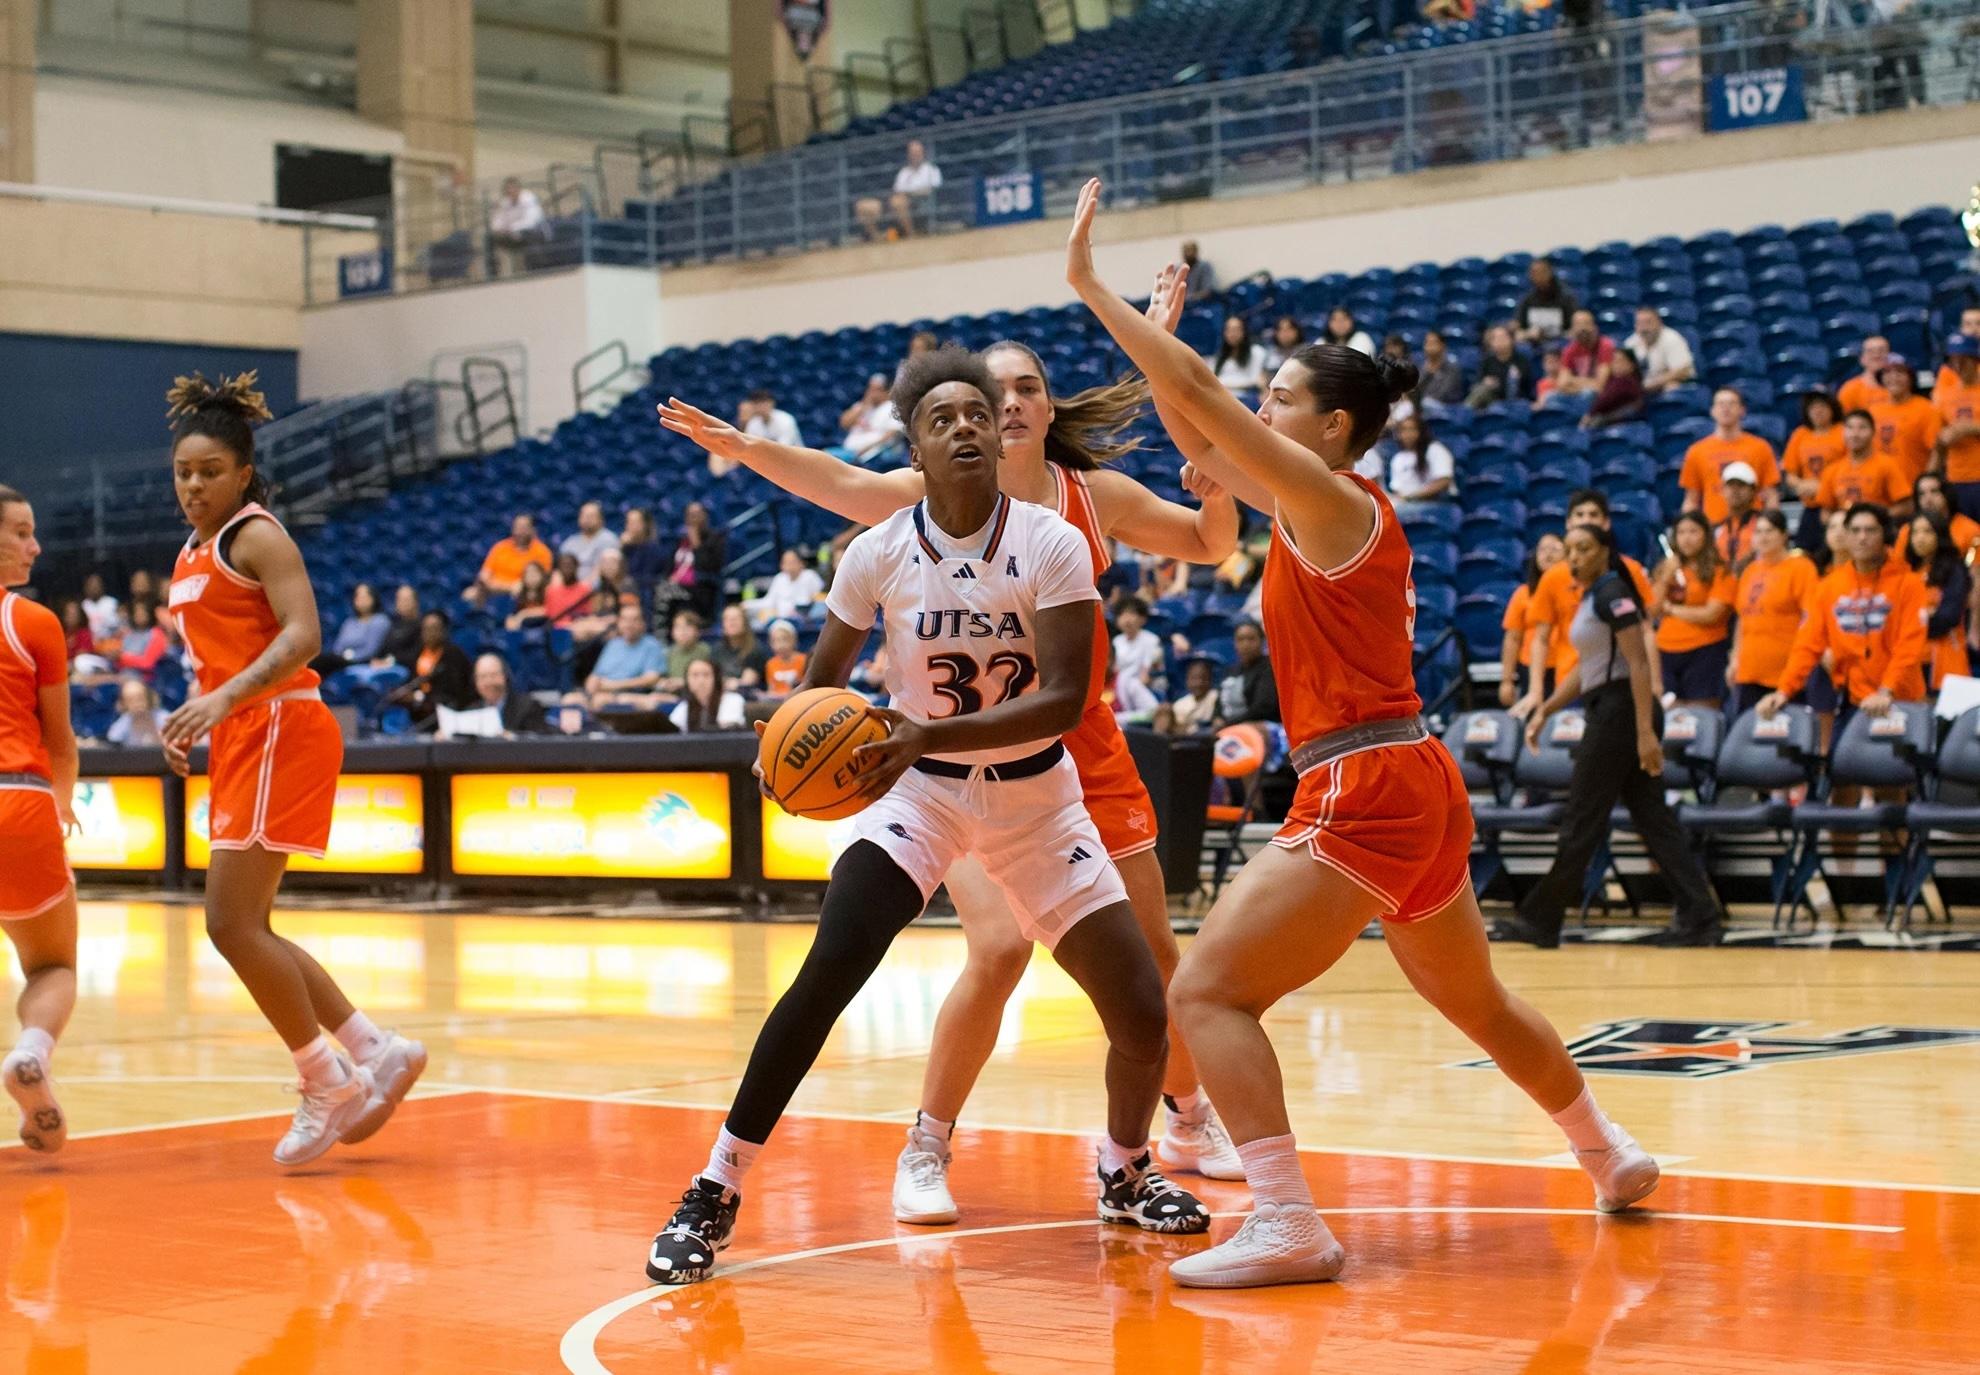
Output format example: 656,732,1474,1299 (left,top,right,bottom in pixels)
760,687,892,821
